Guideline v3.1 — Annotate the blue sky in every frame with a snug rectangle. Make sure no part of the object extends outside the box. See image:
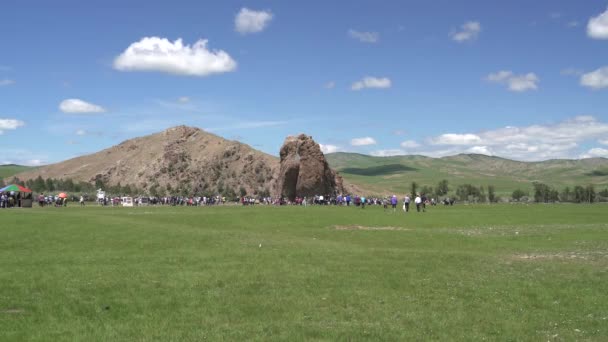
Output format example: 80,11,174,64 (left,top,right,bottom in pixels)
1,0,608,165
